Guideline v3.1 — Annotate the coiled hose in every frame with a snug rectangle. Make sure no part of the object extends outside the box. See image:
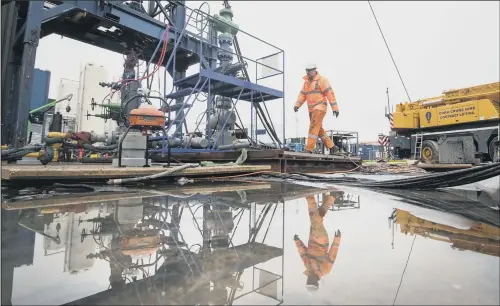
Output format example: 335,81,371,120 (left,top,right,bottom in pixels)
250,162,500,190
